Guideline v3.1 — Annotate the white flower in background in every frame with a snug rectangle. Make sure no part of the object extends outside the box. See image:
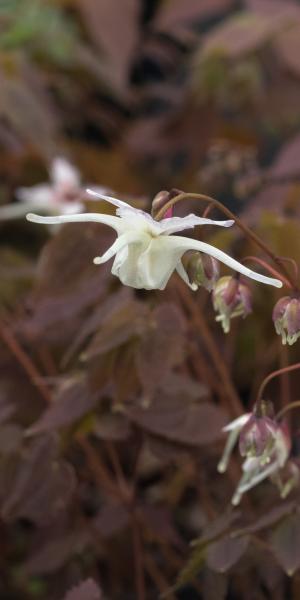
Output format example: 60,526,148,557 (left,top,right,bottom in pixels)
218,413,294,505
26,189,283,291
0,158,110,221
